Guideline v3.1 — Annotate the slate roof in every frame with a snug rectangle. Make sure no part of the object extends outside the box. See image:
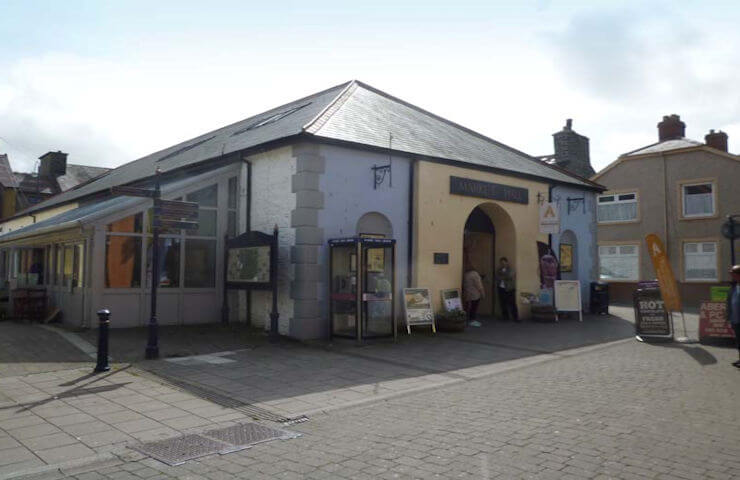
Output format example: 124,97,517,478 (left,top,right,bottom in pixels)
0,154,17,188
623,137,703,157
21,80,600,215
